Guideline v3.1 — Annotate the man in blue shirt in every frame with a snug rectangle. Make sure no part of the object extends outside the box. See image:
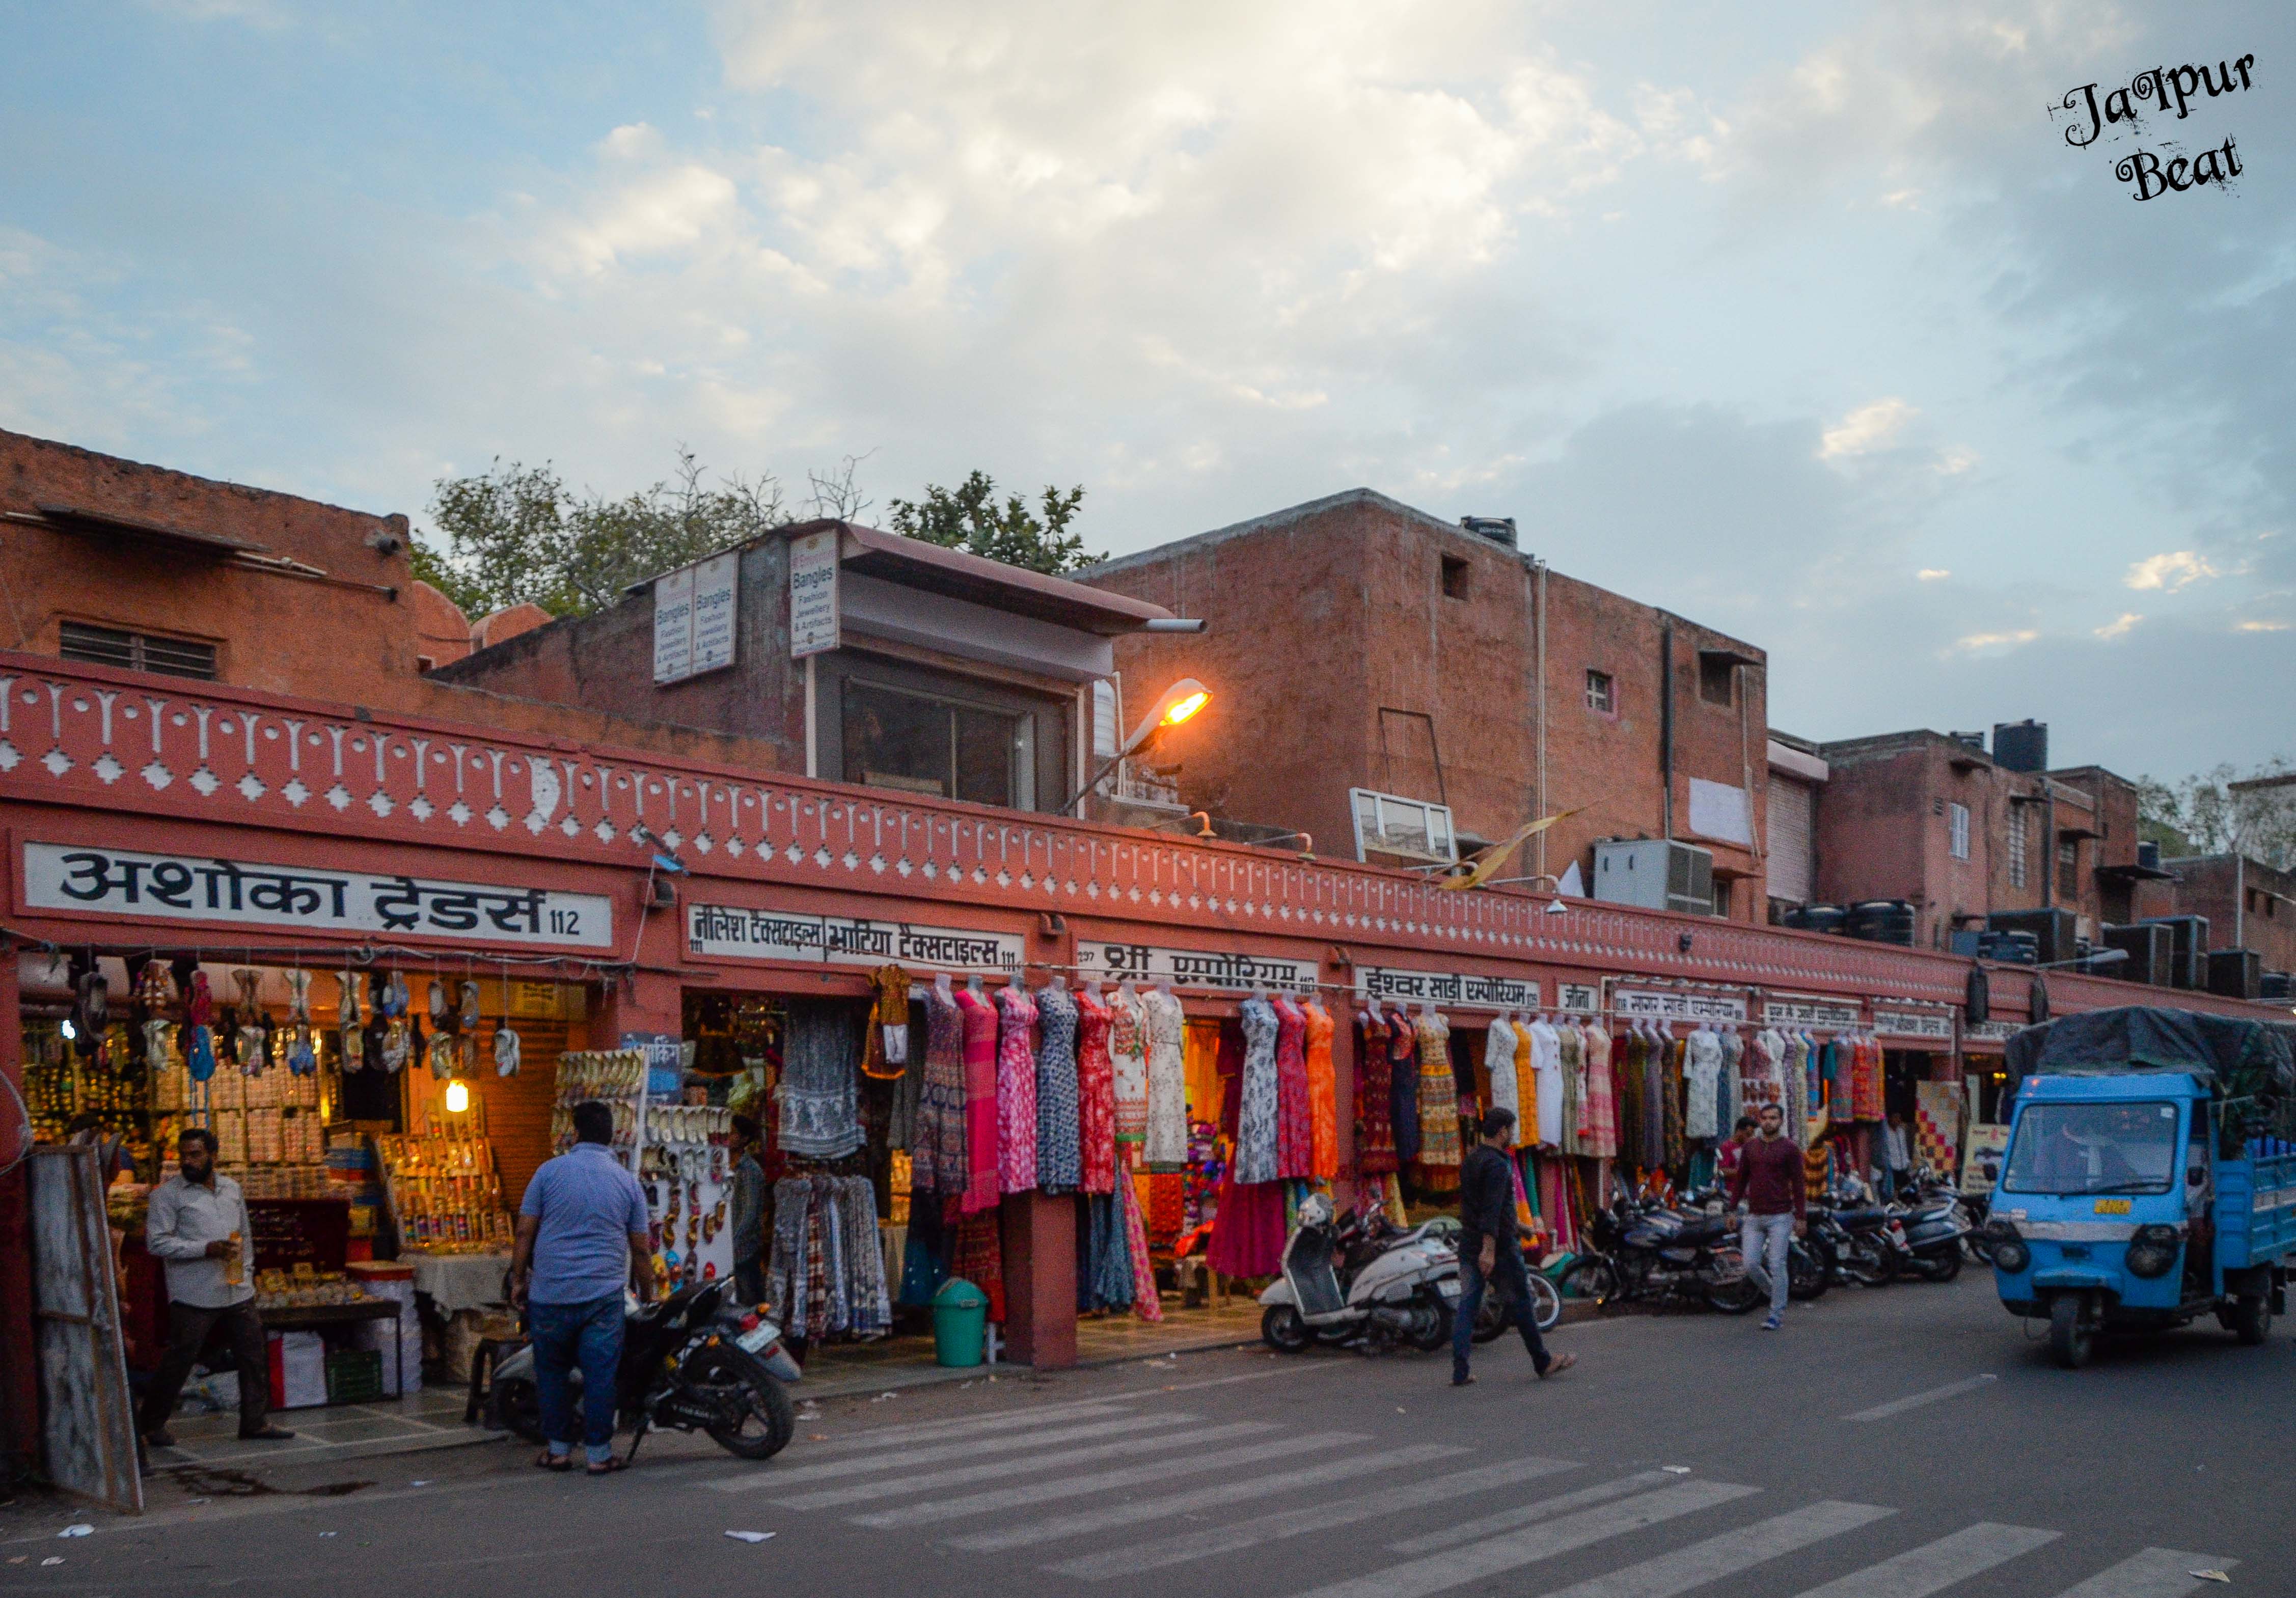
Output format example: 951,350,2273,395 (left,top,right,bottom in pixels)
511,1101,652,1474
